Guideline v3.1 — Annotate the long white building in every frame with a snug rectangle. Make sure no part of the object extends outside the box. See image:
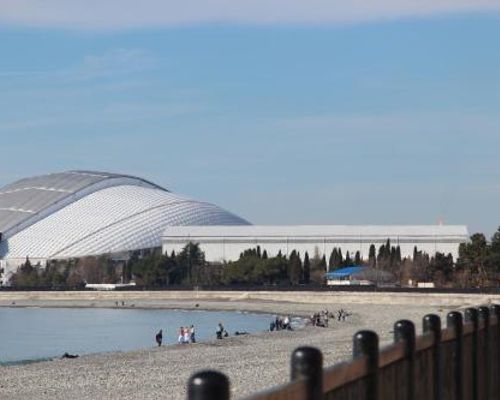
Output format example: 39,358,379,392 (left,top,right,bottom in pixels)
162,225,469,262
